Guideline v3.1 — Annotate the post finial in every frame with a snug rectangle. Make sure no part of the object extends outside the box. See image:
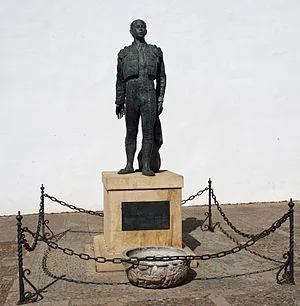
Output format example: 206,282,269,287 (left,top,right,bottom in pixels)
16,211,23,222
288,198,295,209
